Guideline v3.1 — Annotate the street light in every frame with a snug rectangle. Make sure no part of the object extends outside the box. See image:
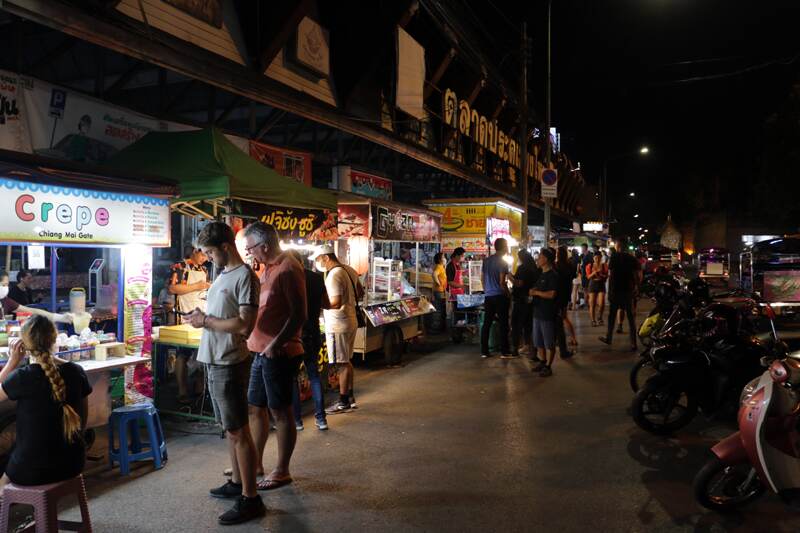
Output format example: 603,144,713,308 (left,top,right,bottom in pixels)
638,227,643,231
640,146,650,155
634,214,640,218
629,192,636,197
